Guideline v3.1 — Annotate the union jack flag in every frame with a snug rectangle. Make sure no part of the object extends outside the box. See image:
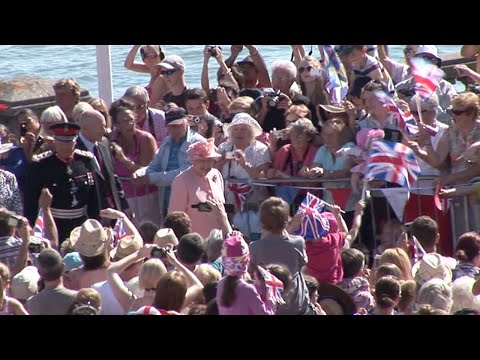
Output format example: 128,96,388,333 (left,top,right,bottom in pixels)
257,266,285,305
323,45,349,103
228,182,251,211
113,218,127,247
411,236,427,264
295,192,330,240
33,210,44,238
374,90,438,137
366,140,421,188
411,57,444,100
